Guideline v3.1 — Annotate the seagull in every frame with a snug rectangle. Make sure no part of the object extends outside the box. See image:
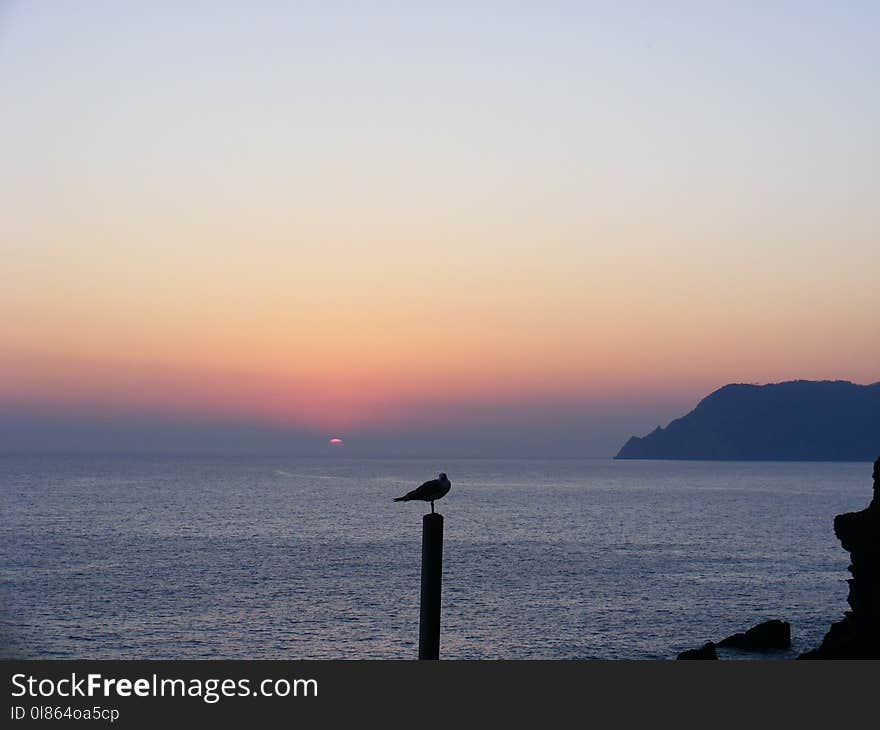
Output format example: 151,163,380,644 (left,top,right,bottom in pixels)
393,473,451,513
